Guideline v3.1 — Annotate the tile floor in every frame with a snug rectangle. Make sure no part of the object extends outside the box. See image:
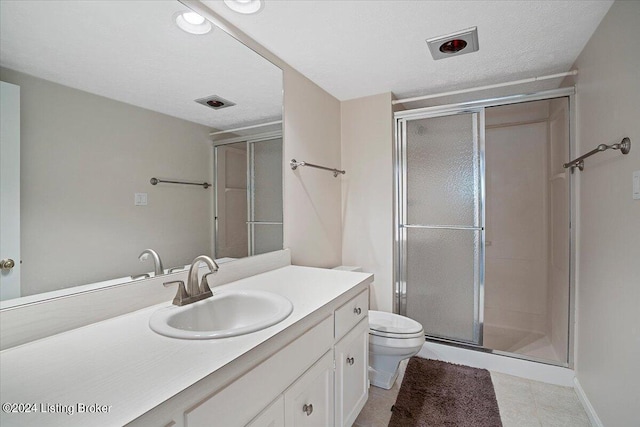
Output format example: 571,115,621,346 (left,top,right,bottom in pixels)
354,359,591,427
